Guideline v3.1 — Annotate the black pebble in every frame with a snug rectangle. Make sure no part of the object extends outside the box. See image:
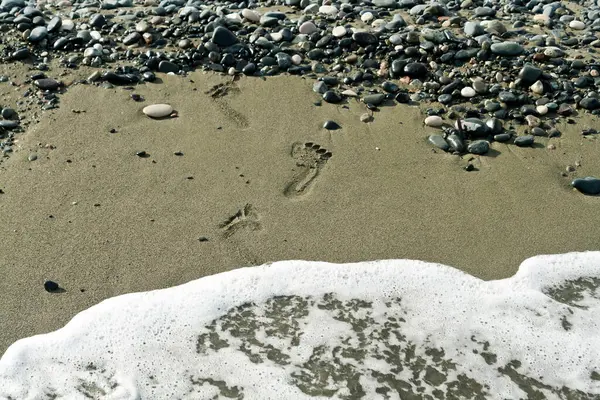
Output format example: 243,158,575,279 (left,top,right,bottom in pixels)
174,151,184,156
44,280,59,292
323,120,341,130
136,151,149,157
